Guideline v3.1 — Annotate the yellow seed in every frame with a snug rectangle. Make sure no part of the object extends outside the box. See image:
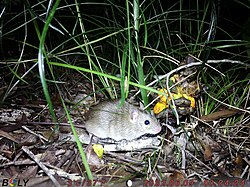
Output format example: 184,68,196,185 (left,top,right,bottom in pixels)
92,144,104,159
158,88,168,103
183,94,196,108
153,102,168,114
